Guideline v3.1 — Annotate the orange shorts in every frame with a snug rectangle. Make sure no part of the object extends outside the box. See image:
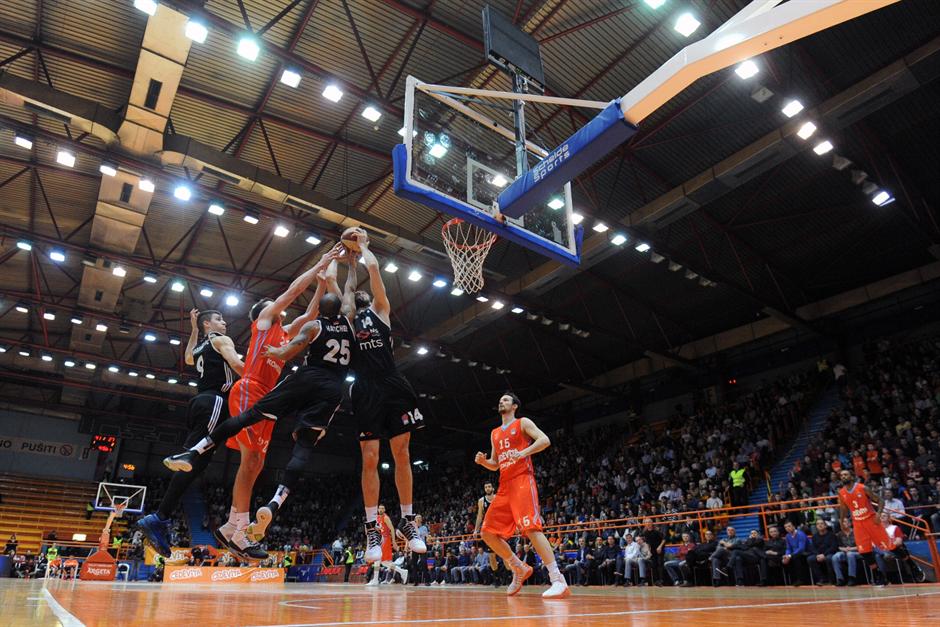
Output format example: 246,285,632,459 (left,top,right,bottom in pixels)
226,379,274,455
853,517,891,554
382,538,393,562
481,473,543,539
